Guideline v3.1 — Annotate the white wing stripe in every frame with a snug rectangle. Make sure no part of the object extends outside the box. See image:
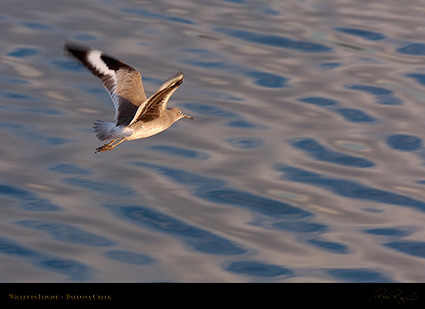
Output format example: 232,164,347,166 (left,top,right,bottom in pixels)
87,50,115,77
